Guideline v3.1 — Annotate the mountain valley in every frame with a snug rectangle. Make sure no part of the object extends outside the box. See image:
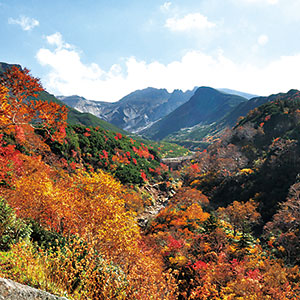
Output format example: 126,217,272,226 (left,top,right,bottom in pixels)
1,62,300,299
